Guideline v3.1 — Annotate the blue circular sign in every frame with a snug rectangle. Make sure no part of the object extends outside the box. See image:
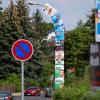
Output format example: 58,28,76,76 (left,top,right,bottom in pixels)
11,39,34,61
